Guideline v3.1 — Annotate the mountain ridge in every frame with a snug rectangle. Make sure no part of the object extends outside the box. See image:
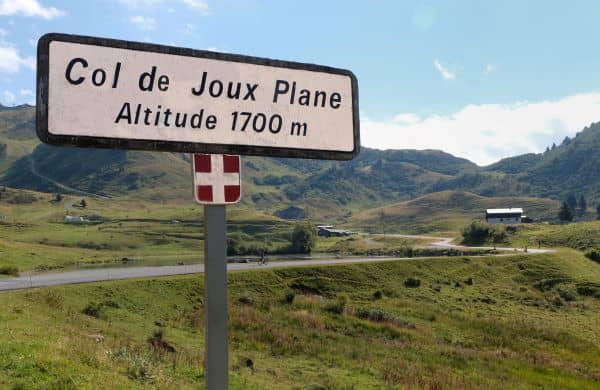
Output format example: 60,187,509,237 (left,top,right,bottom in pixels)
1,104,599,215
